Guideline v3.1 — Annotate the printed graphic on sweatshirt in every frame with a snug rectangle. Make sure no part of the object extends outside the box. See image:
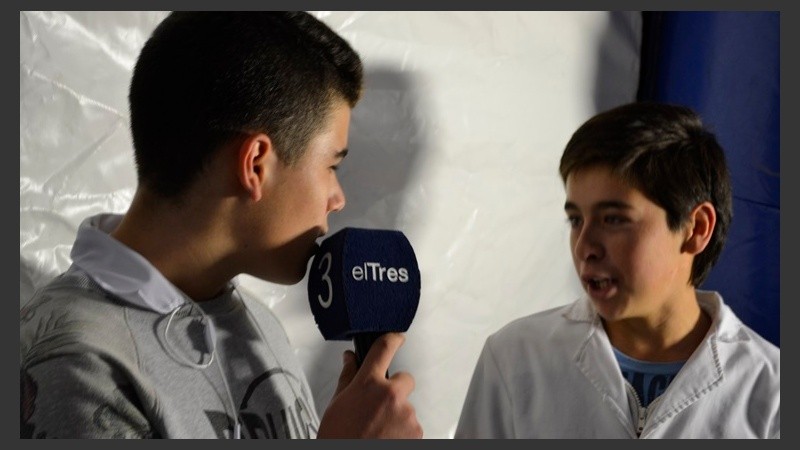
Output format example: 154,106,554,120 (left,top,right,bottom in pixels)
206,368,317,439
20,294,54,326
